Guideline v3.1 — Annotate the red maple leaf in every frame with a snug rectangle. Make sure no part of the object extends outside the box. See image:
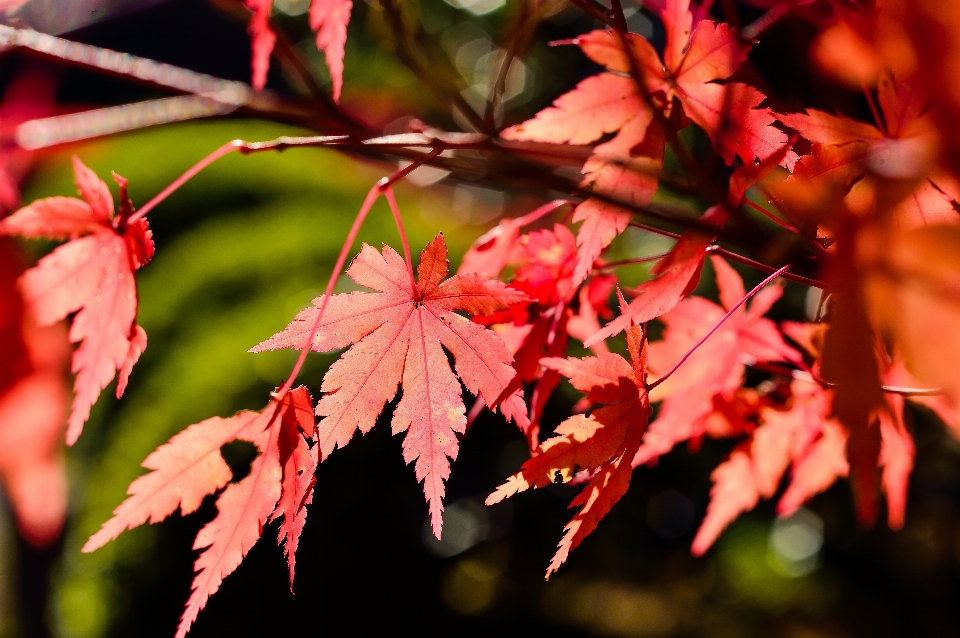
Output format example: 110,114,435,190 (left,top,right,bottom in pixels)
253,234,529,536
781,71,960,230
500,57,660,286
630,256,802,467
584,205,730,346
0,157,154,444
243,0,352,101
688,321,926,554
457,199,570,279
0,239,70,547
244,0,277,92
575,4,795,166
691,379,849,555
84,386,317,638
0,69,56,213
310,0,353,103
502,0,796,285
472,224,614,447
692,356,920,555
487,323,650,576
